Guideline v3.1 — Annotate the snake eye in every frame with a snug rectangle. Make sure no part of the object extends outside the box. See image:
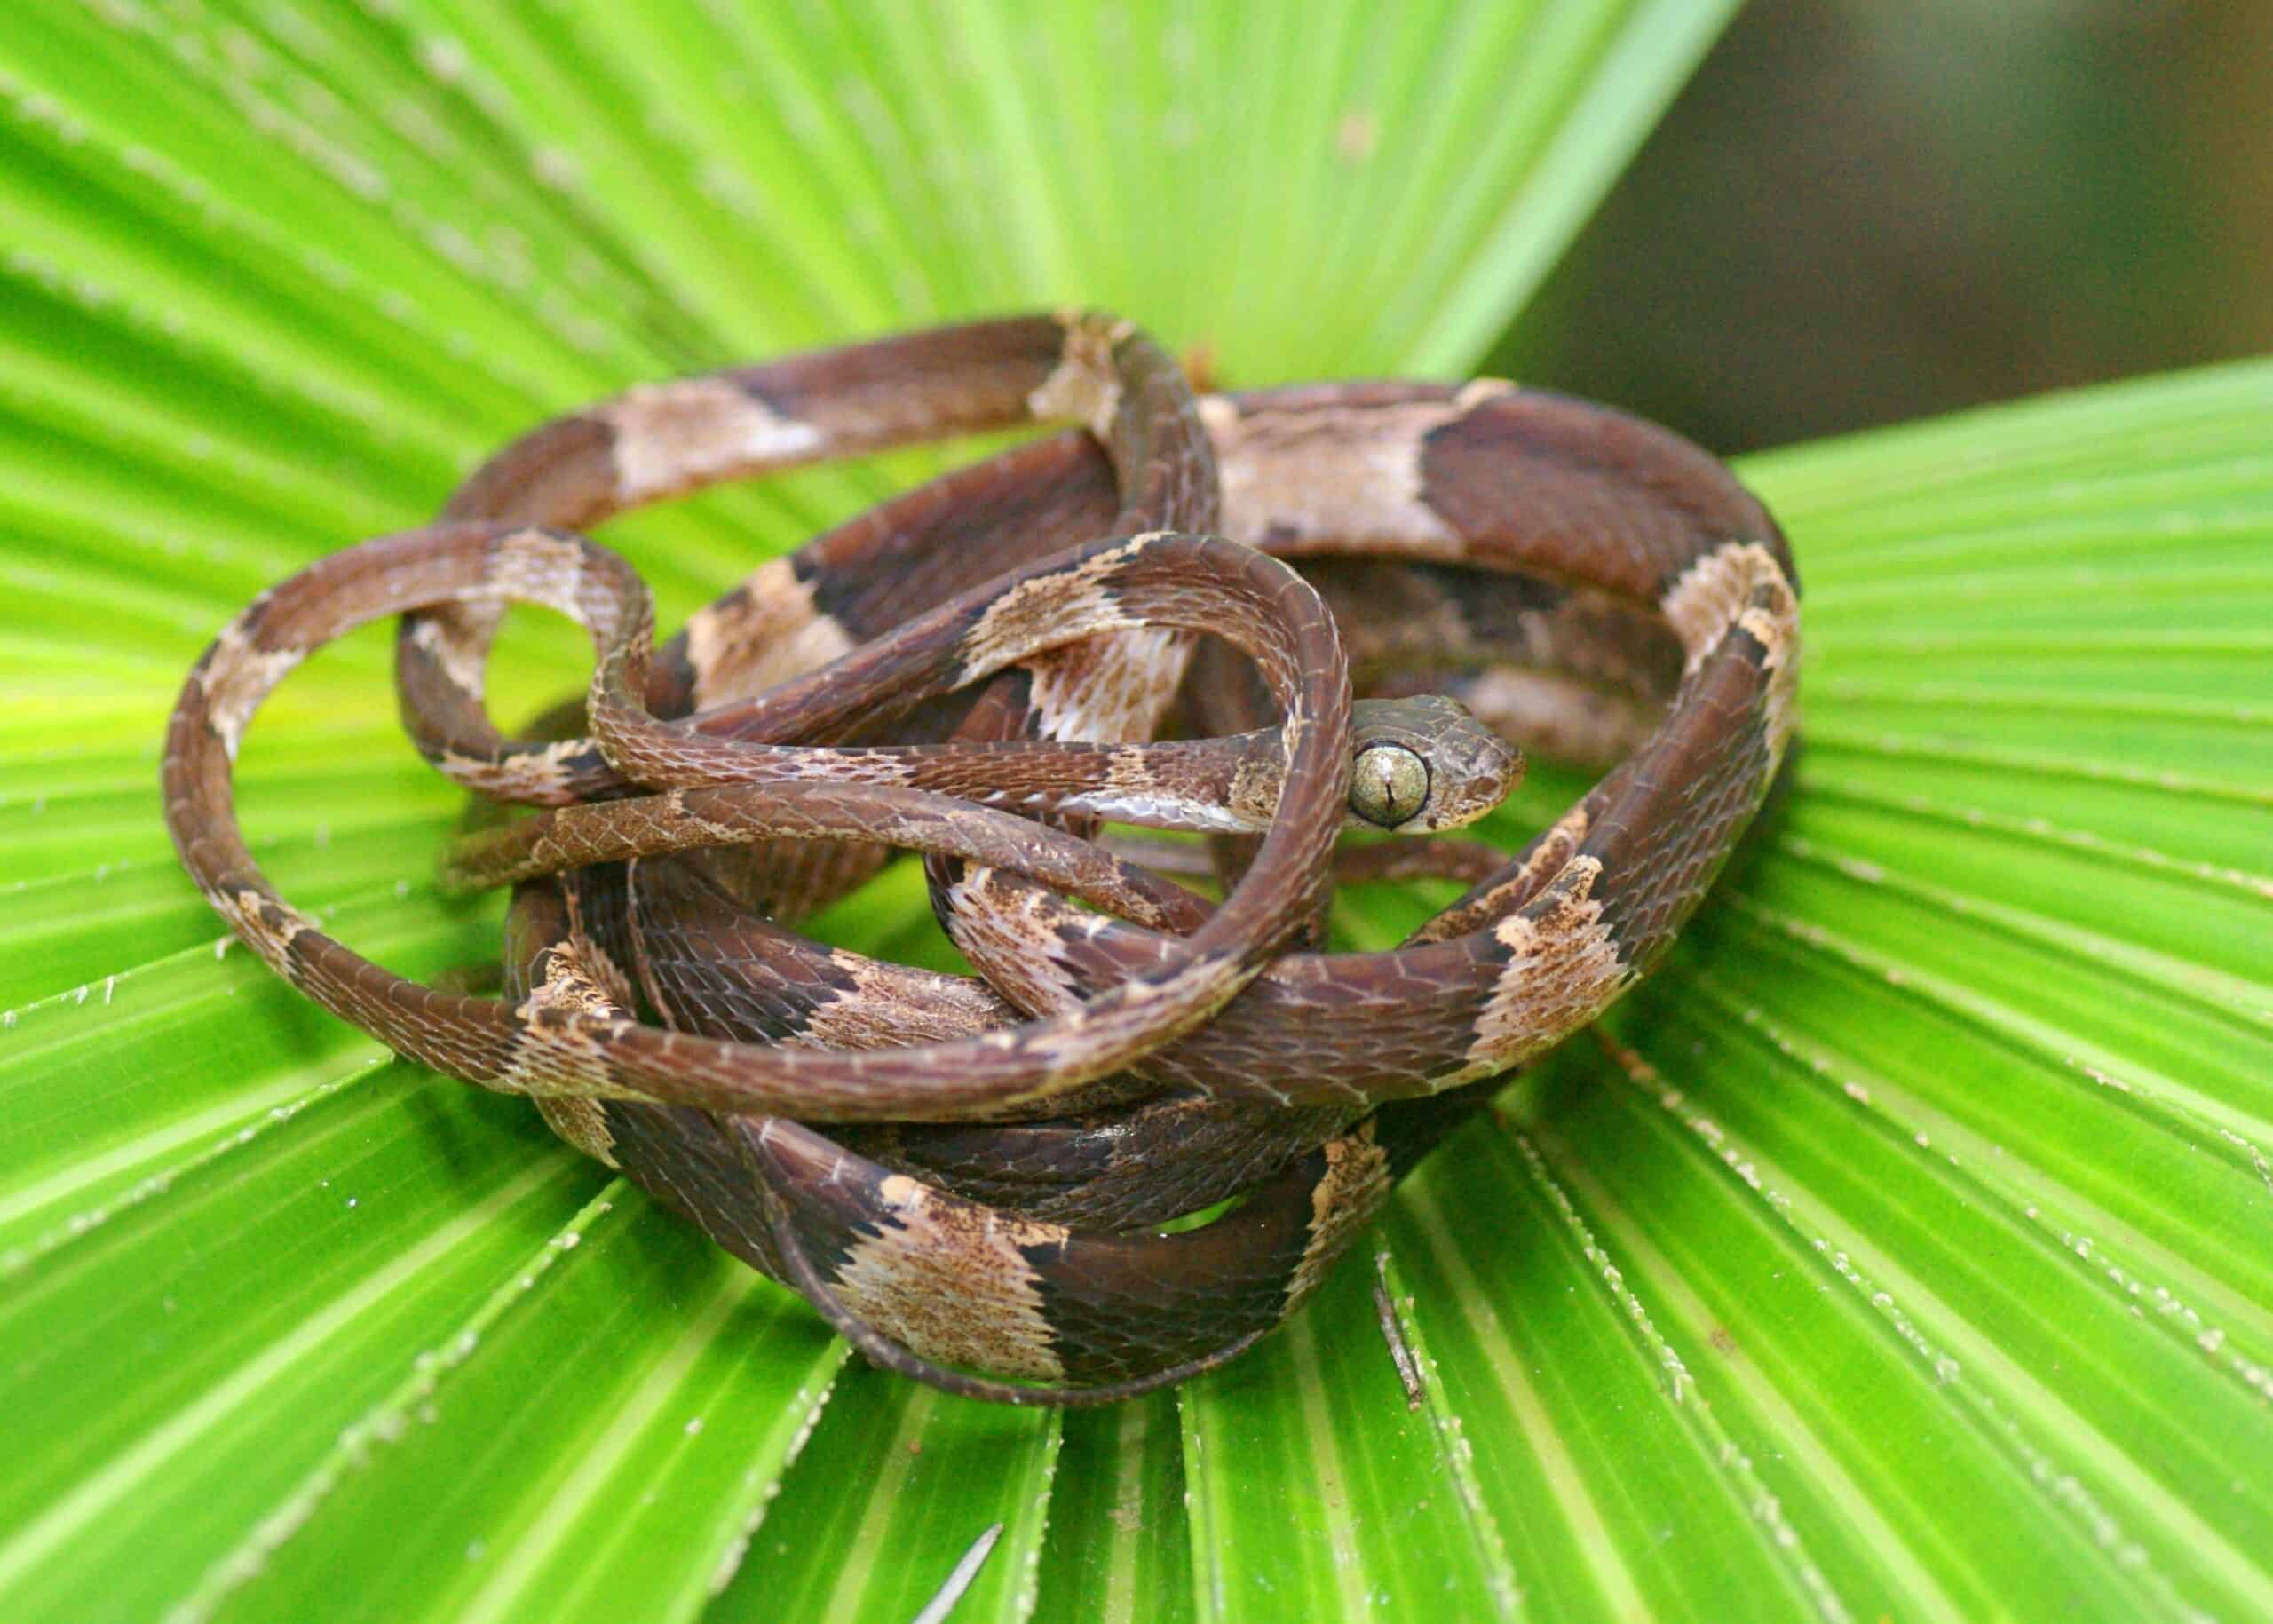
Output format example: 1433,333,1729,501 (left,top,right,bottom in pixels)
1350,743,1430,828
